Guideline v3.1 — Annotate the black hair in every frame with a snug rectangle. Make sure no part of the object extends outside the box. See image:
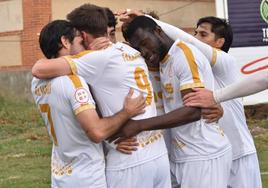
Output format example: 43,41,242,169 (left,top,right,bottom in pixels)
197,16,233,52
105,7,117,28
123,16,158,41
67,3,108,37
39,20,76,59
